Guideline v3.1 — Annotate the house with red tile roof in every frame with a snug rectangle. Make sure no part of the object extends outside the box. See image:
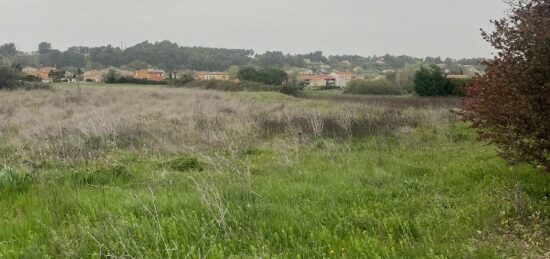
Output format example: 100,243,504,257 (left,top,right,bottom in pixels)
134,69,165,81
330,71,354,88
83,70,103,82
193,71,230,81
297,74,336,88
